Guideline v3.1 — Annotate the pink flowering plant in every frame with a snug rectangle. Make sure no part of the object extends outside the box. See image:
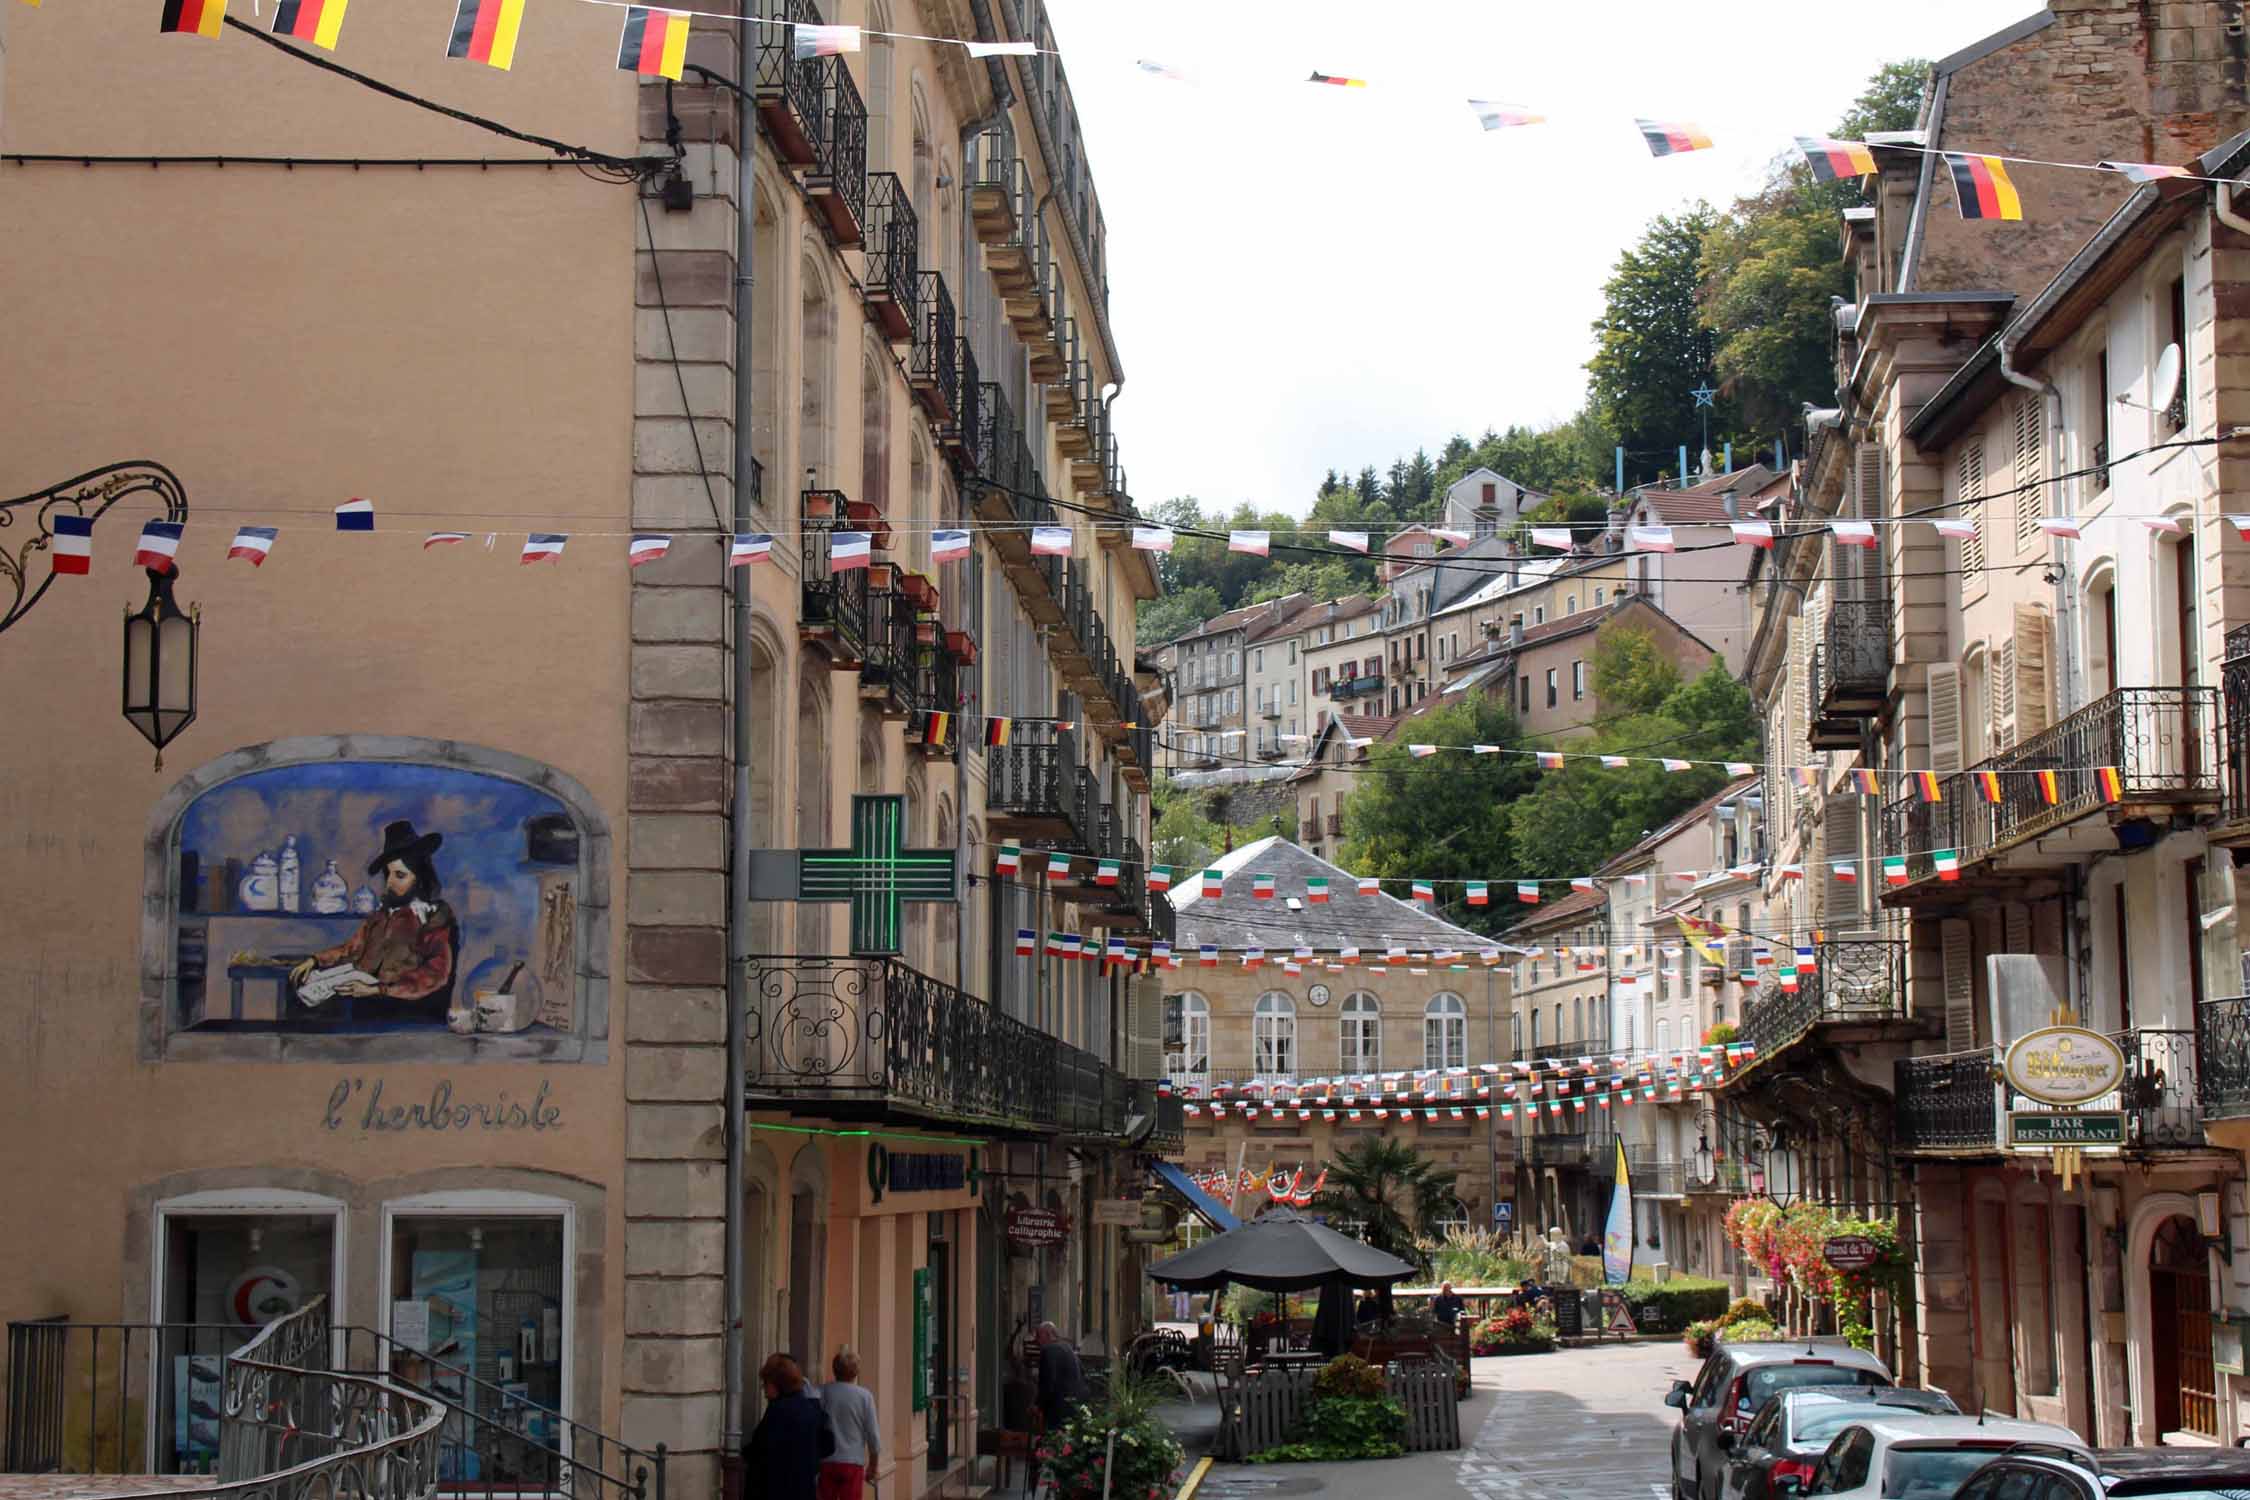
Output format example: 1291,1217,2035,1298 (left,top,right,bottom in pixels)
1035,1370,1184,1500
